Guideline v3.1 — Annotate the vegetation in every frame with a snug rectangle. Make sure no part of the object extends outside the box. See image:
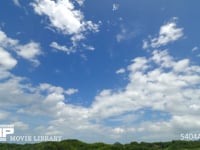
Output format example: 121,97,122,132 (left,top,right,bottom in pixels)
1,140,200,150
